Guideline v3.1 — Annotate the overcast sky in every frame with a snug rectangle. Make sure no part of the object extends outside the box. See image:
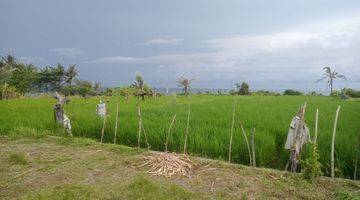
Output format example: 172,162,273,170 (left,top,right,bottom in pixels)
1,0,360,92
